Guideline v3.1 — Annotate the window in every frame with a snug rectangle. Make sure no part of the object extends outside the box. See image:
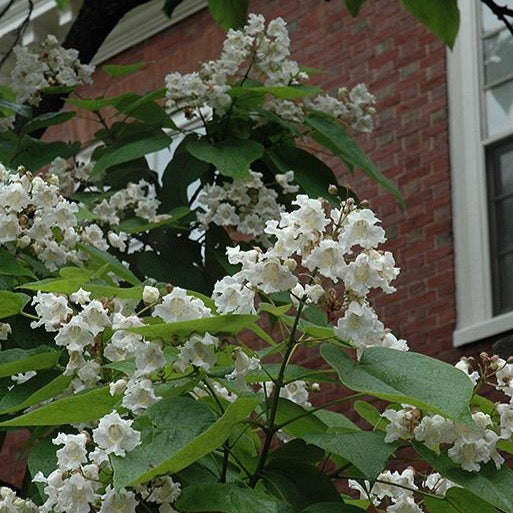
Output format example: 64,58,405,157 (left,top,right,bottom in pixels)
448,1,513,346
